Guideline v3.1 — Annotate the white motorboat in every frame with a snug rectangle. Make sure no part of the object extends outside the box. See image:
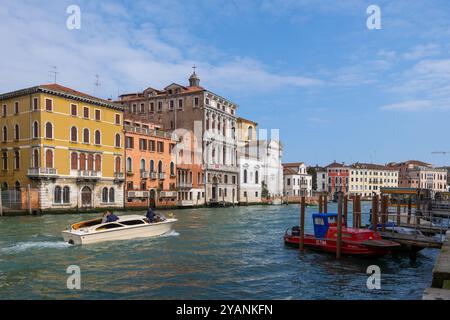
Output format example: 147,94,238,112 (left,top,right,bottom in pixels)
61,214,177,245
